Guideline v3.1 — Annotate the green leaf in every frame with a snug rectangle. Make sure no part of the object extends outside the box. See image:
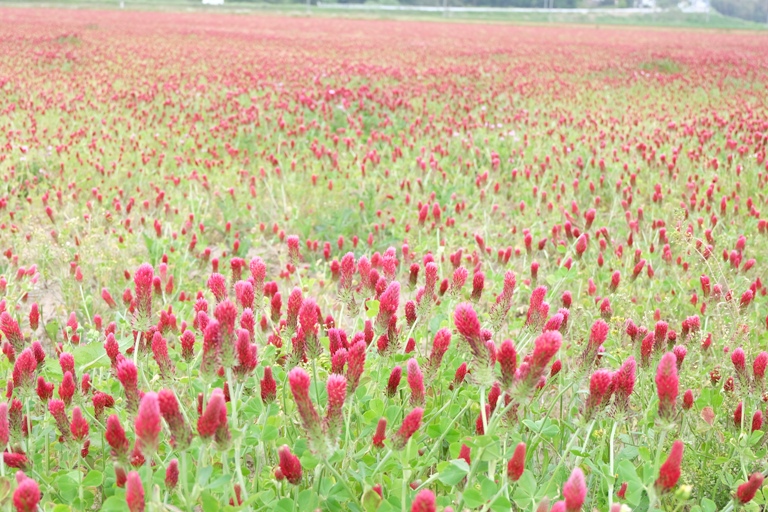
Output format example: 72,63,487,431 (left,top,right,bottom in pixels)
201,492,220,512
197,465,214,487
478,475,498,500
54,475,79,502
52,505,71,512
362,487,383,512
82,470,103,487
489,495,512,512
207,474,232,490
100,496,126,512
463,488,485,508
261,424,278,441
437,460,469,486
365,300,380,319
701,497,717,512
